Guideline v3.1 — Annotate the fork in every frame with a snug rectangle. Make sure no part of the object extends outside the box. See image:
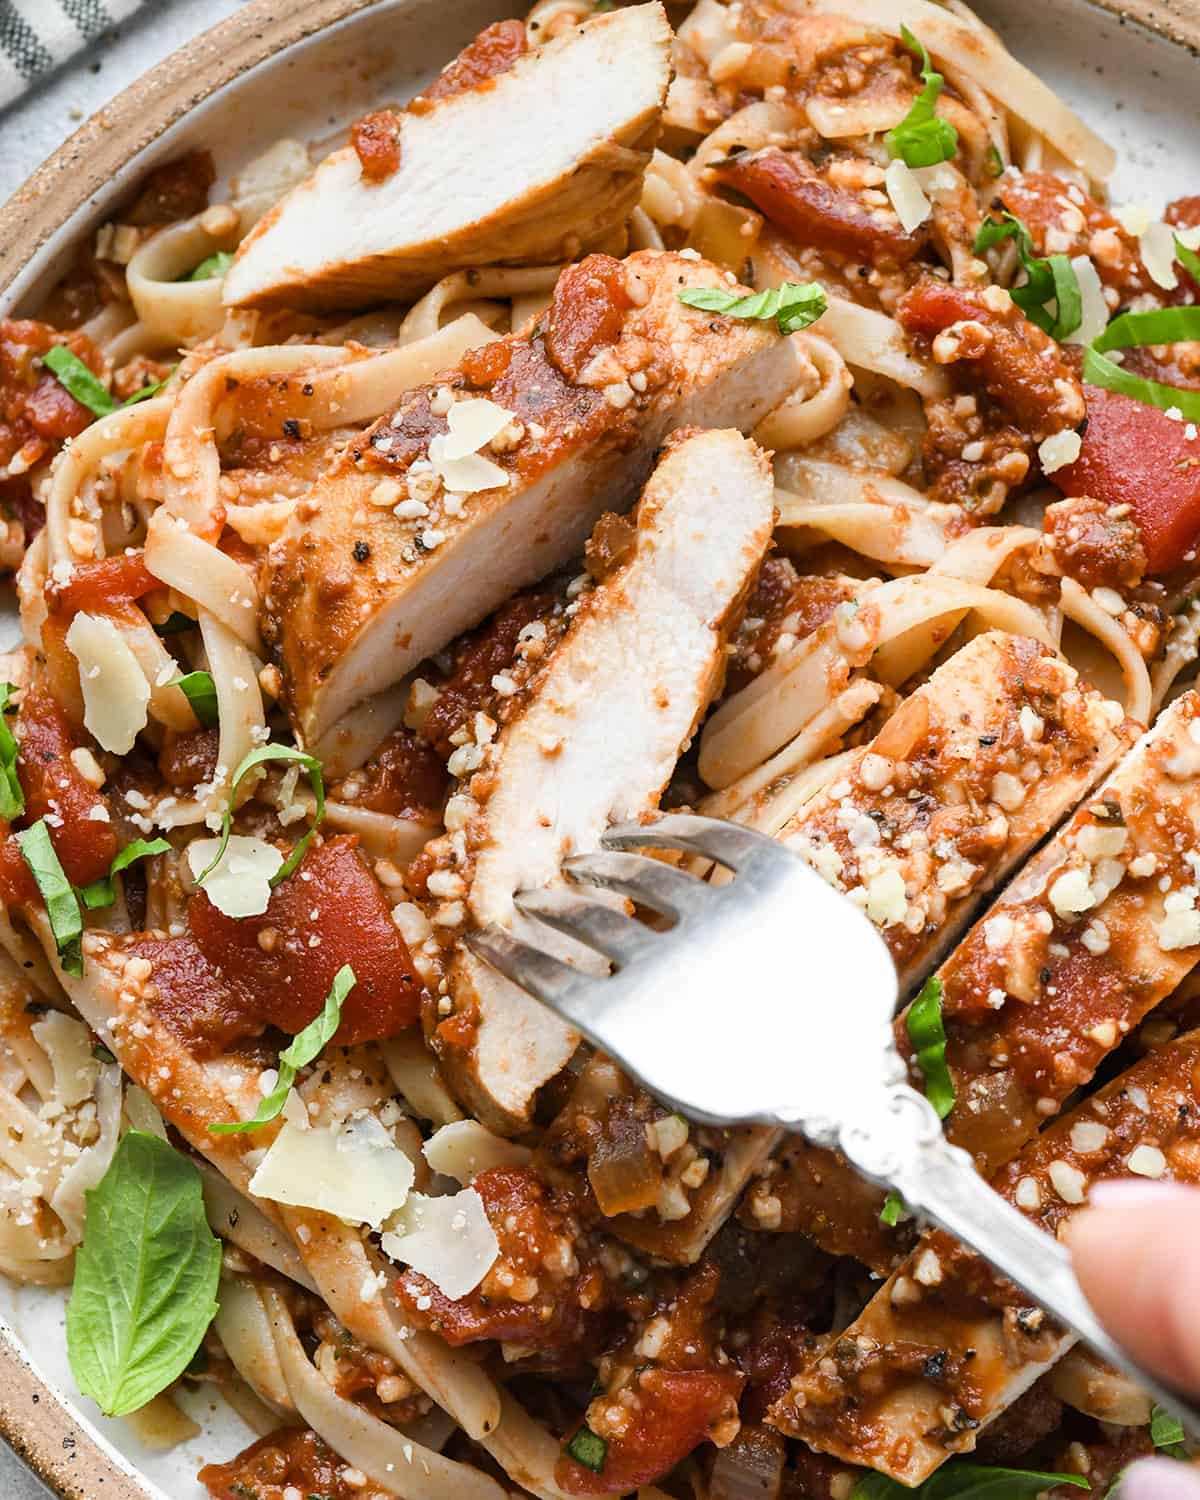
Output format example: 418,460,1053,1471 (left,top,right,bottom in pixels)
466,810,1200,1442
